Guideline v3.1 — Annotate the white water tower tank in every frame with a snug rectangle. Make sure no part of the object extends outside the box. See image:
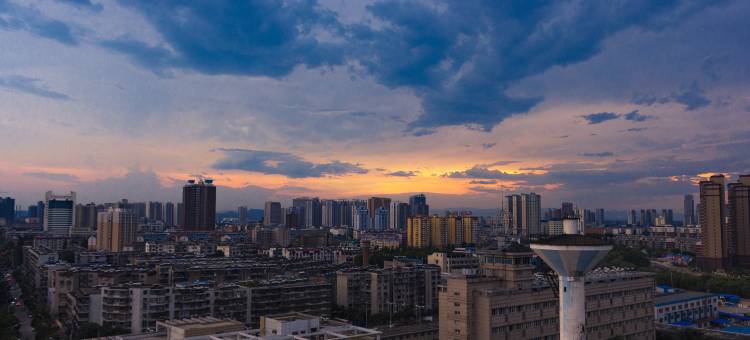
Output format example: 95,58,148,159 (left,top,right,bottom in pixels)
563,218,582,235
